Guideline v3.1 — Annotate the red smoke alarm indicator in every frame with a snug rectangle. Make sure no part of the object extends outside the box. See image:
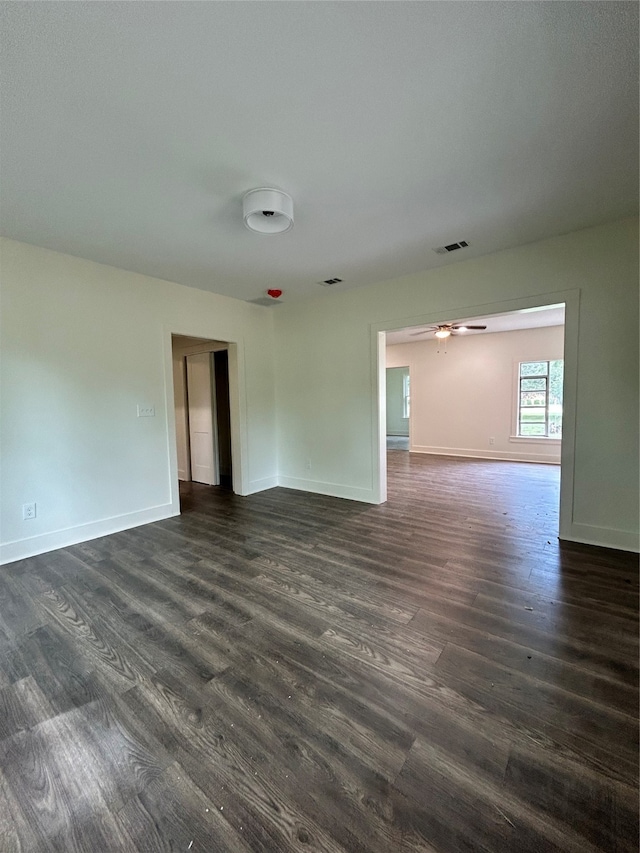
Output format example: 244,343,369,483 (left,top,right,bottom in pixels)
266,289,283,299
